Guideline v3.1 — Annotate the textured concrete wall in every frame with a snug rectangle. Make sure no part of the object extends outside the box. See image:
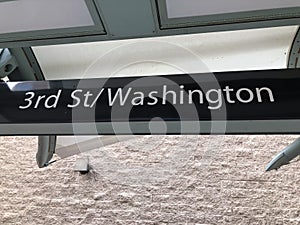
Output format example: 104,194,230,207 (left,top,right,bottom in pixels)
0,135,299,225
